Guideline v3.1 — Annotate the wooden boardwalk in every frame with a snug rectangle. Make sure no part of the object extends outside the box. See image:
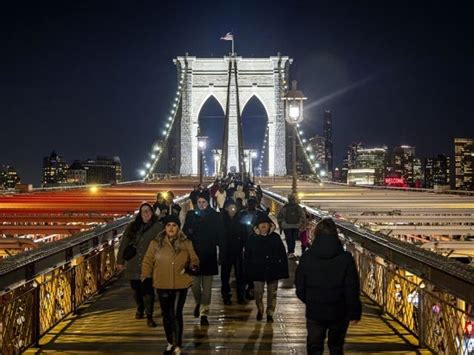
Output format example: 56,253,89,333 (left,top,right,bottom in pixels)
25,257,428,354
